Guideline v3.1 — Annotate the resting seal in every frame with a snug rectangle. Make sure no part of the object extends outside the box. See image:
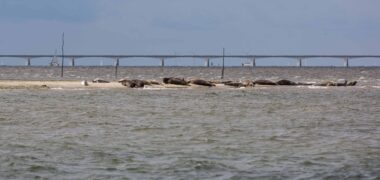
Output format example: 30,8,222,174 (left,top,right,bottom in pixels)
254,80,277,85
119,79,146,88
189,79,215,87
163,77,188,85
242,80,255,87
347,81,357,86
92,78,110,83
336,79,348,86
315,79,351,87
296,82,314,86
223,81,246,88
276,80,297,86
